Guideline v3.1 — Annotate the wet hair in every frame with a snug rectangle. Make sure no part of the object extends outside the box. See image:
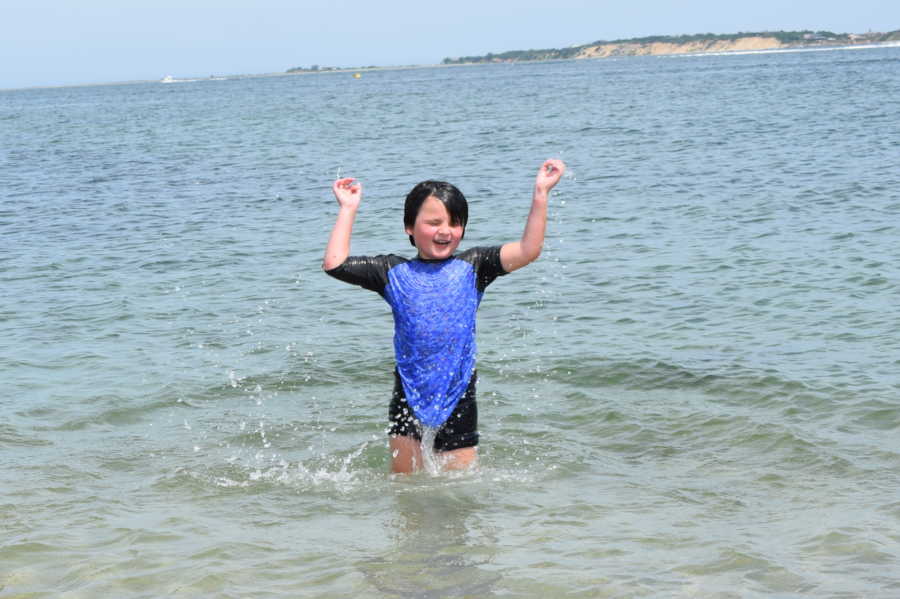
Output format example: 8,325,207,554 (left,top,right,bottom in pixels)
403,180,468,247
